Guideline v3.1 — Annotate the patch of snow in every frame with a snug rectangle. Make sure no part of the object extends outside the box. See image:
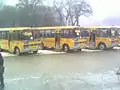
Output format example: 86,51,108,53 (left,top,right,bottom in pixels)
38,50,65,54
113,47,120,50
1,52,16,57
82,49,101,52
